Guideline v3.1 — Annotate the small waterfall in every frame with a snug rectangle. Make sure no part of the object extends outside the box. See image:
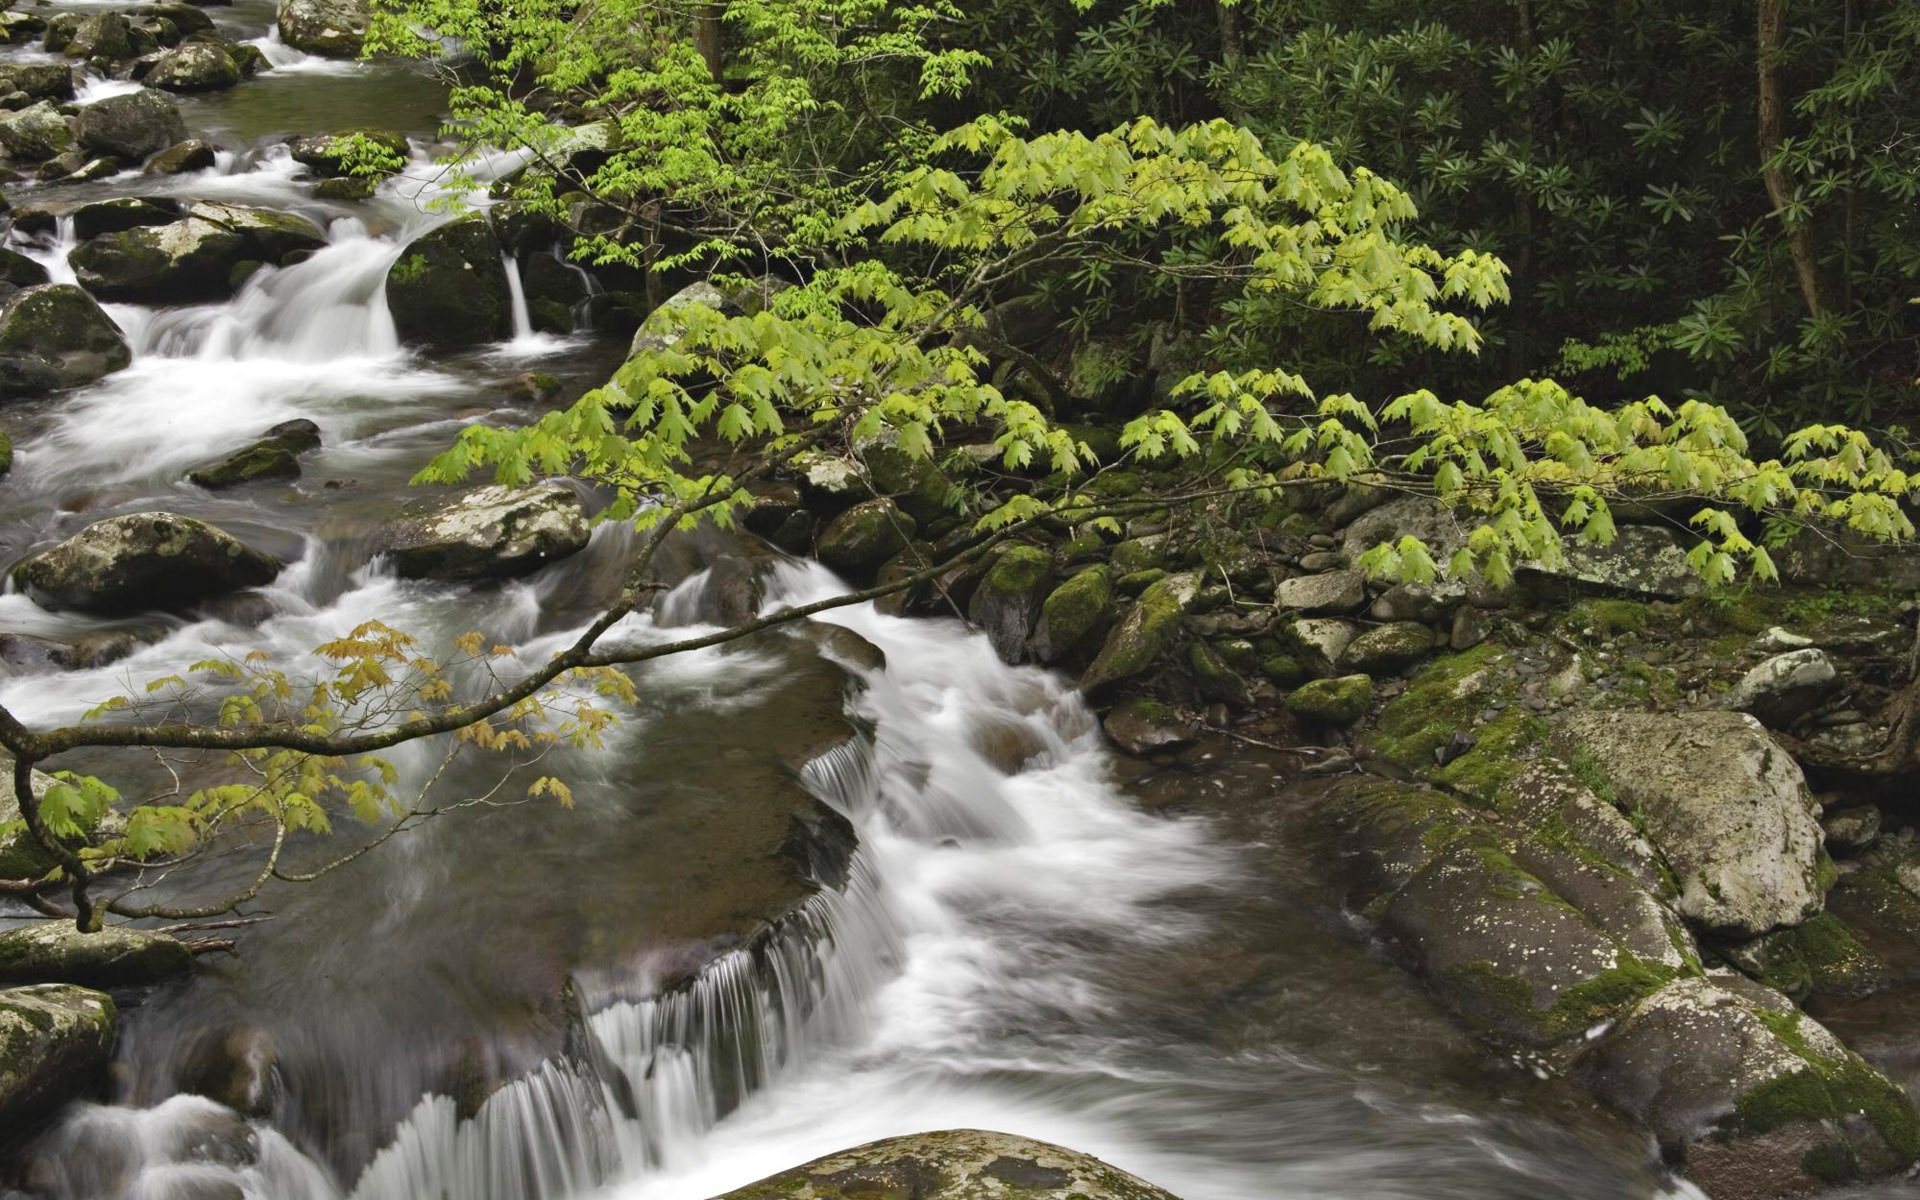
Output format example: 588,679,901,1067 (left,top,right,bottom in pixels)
504,253,534,342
